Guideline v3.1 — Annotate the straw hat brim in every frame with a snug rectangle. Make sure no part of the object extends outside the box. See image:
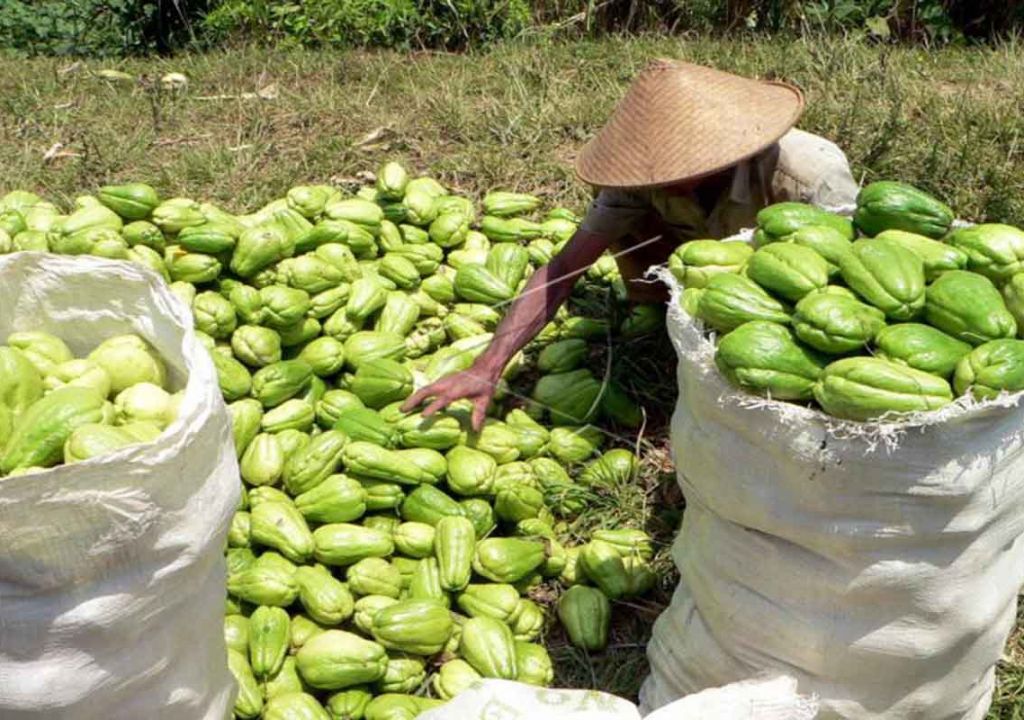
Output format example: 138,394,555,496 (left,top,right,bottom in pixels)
575,61,804,189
